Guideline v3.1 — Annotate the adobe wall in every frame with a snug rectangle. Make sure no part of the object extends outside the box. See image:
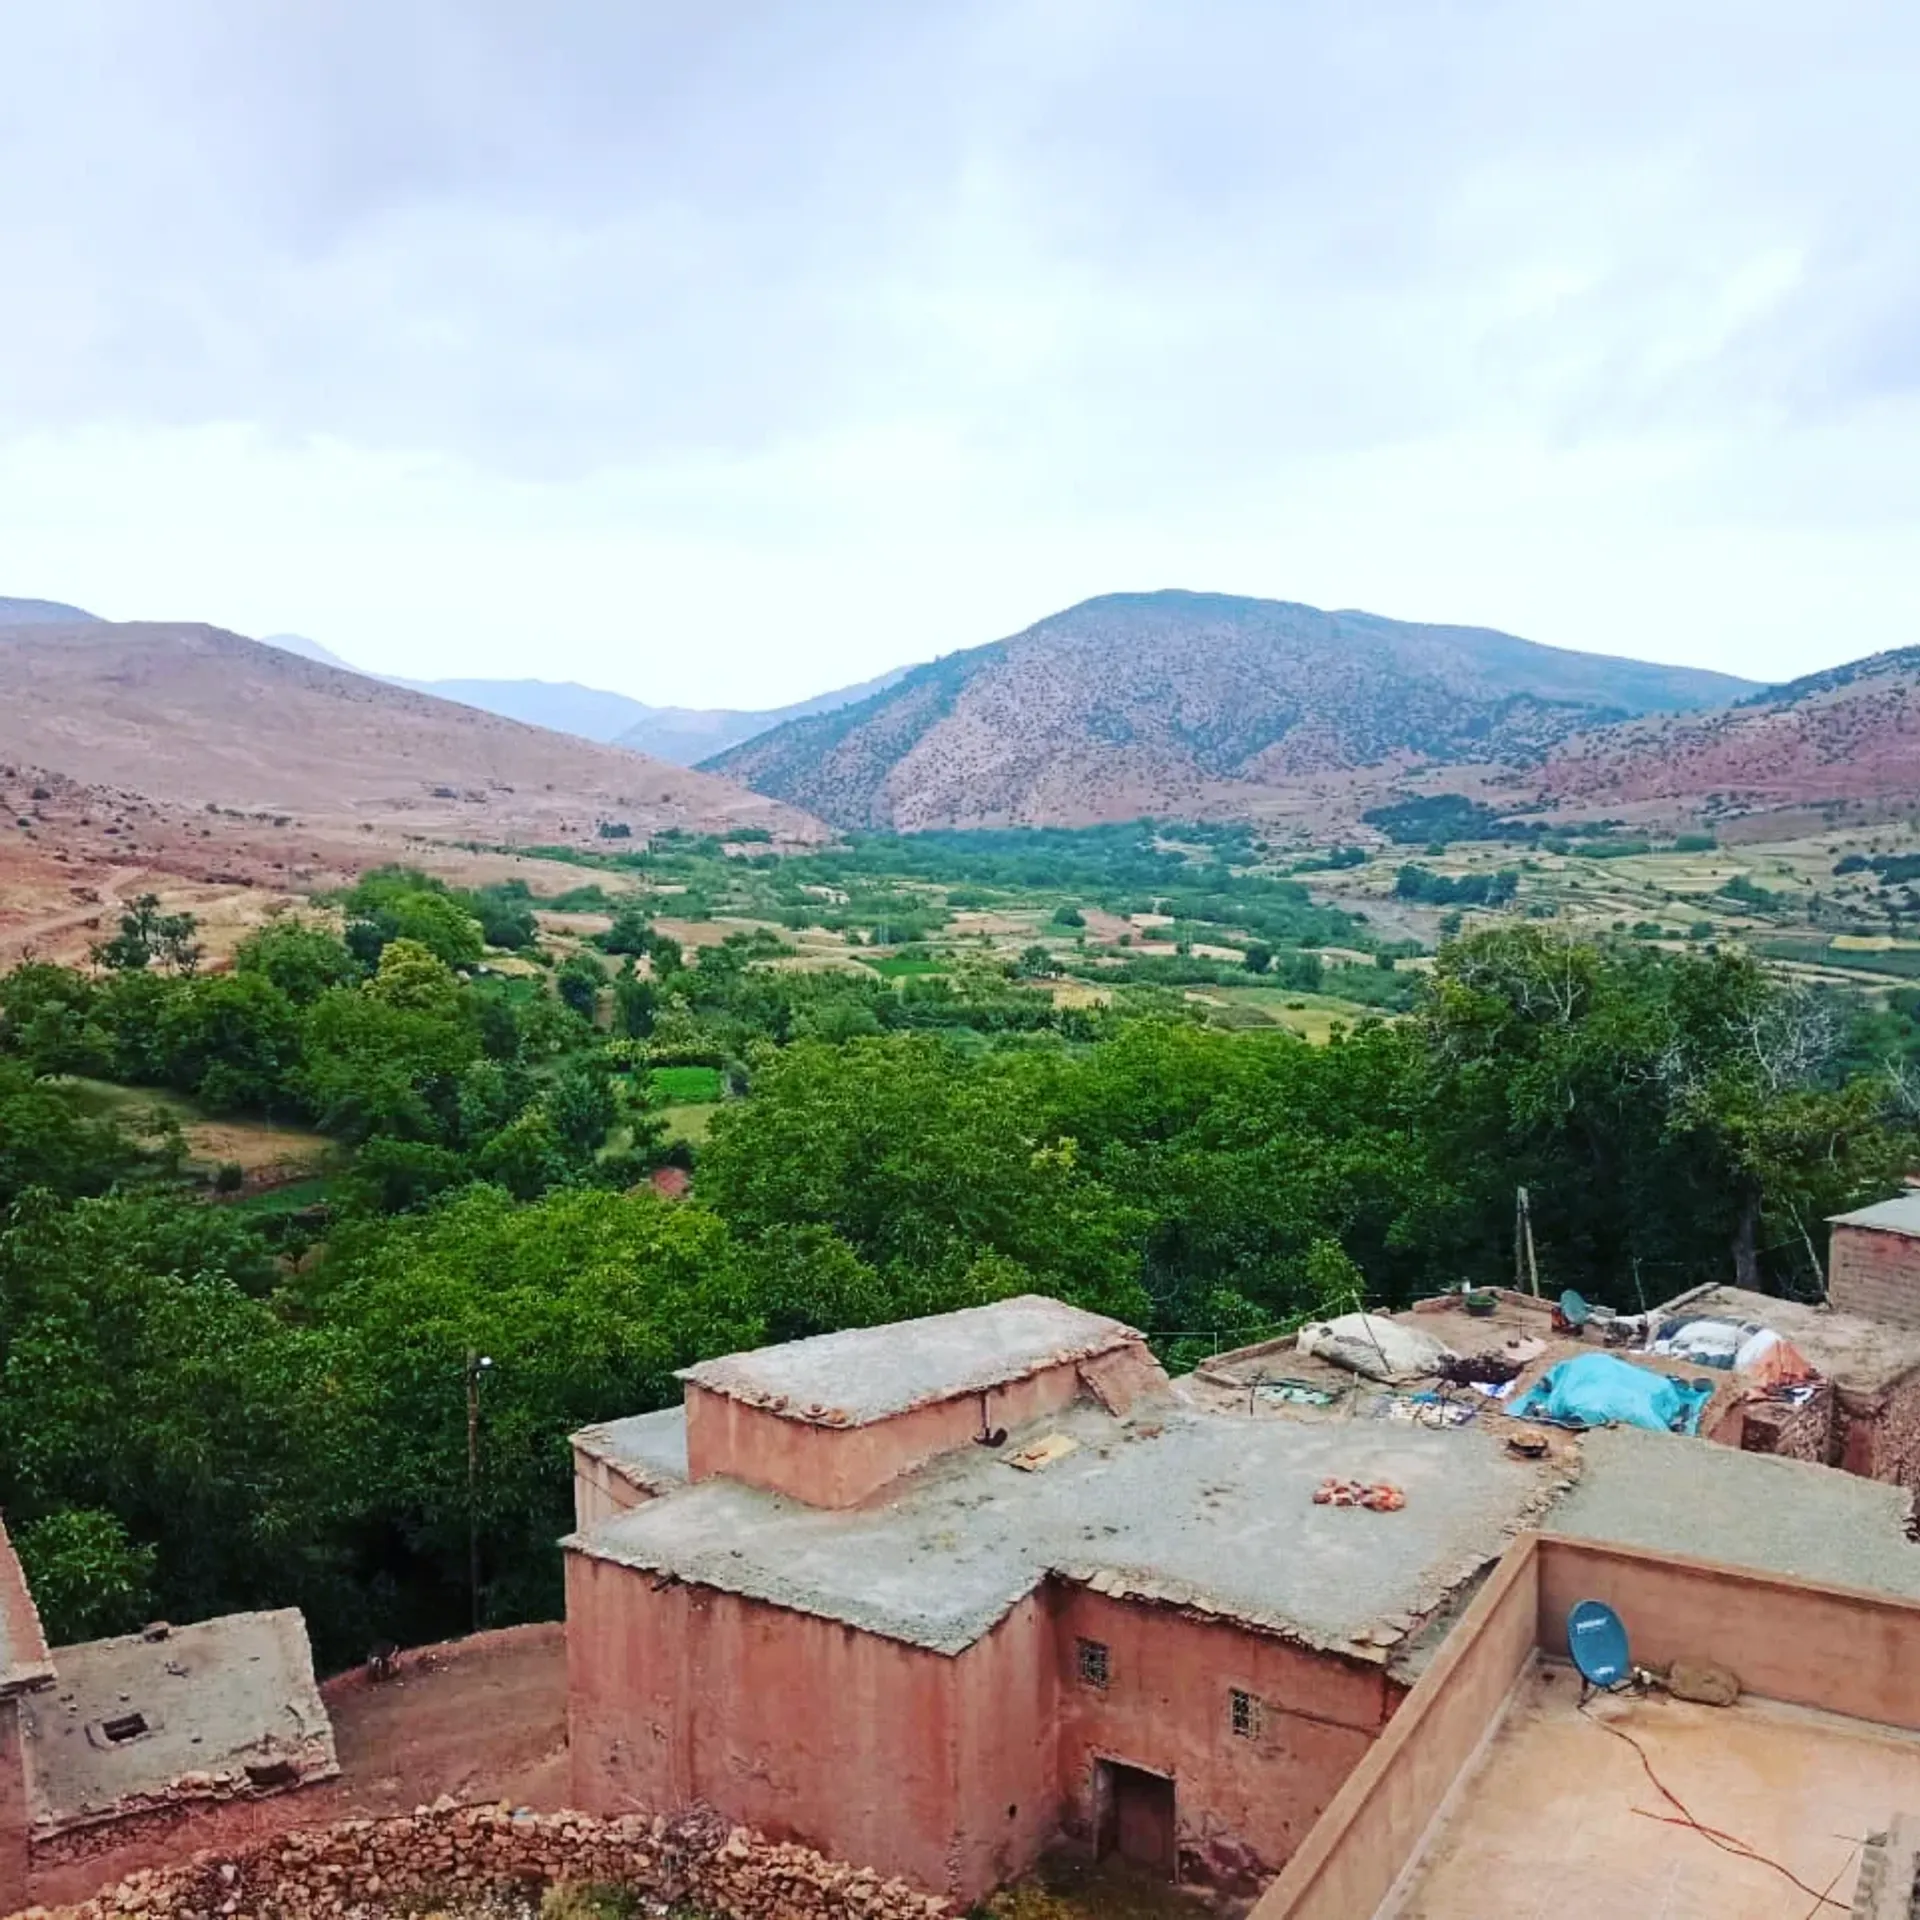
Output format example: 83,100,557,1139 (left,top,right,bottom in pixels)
1051,1590,1398,1898
1249,1538,1541,1920
1830,1226,1920,1329
683,1355,1105,1509
572,1443,660,1530
0,1696,29,1915
565,1550,1048,1899
566,1548,1409,1904
1533,1535,1920,1729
